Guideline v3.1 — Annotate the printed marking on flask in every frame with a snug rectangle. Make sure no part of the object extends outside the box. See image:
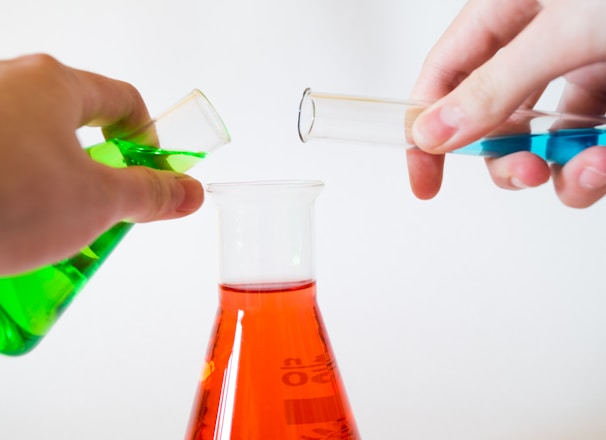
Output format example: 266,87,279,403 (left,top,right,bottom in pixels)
284,395,343,425
281,355,335,386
